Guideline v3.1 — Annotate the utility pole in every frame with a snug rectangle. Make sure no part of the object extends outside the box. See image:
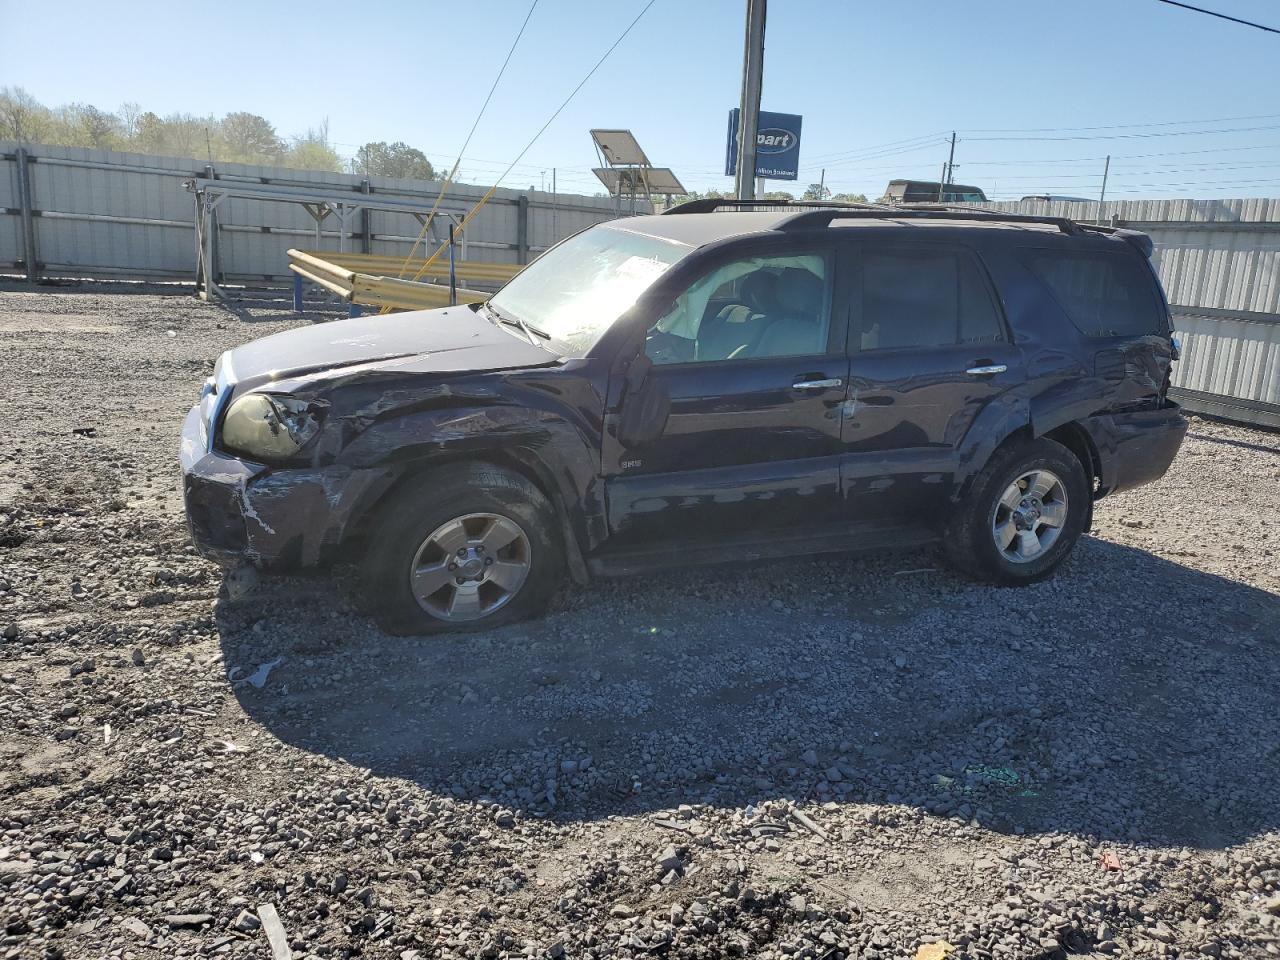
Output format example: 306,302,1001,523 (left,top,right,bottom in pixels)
946,131,956,185
1097,154,1111,223
819,168,825,198
735,0,767,201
